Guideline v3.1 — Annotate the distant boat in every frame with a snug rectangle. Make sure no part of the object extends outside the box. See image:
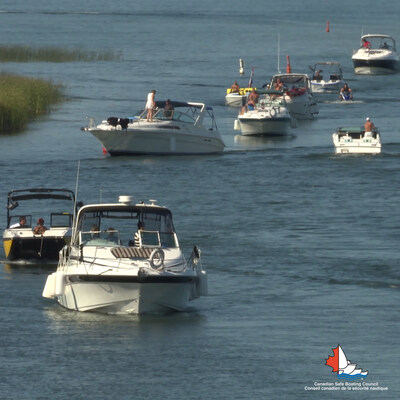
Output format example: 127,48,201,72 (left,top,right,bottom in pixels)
332,126,381,154
2,188,75,262
352,34,400,75
269,73,318,120
310,62,344,94
234,90,292,136
326,345,368,377
82,101,225,156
